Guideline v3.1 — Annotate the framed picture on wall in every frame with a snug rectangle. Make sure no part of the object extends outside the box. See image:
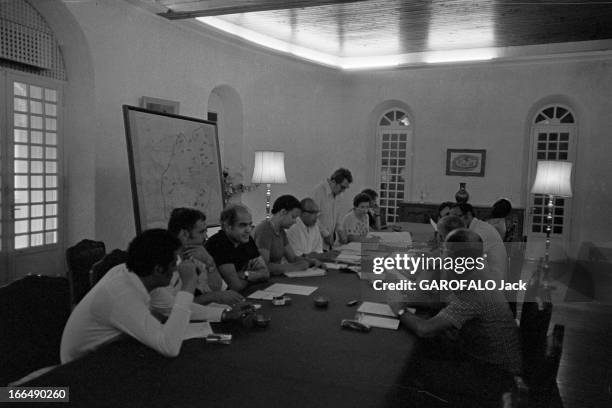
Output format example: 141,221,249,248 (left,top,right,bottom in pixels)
446,149,486,177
